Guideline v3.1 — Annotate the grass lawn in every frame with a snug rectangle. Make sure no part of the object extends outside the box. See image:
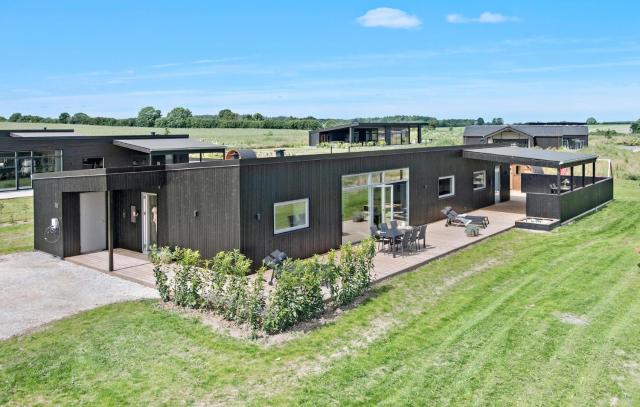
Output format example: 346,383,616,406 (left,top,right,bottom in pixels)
0,197,33,255
1,180,639,405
